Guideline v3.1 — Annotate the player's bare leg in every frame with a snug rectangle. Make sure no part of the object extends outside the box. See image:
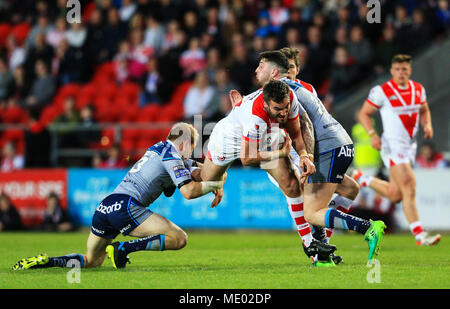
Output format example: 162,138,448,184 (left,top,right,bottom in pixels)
389,164,418,222
264,157,300,198
303,182,386,261
200,156,231,181
390,164,441,245
303,183,338,226
353,165,440,245
129,213,187,250
106,213,189,269
85,232,112,268
335,175,360,200
352,169,402,203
